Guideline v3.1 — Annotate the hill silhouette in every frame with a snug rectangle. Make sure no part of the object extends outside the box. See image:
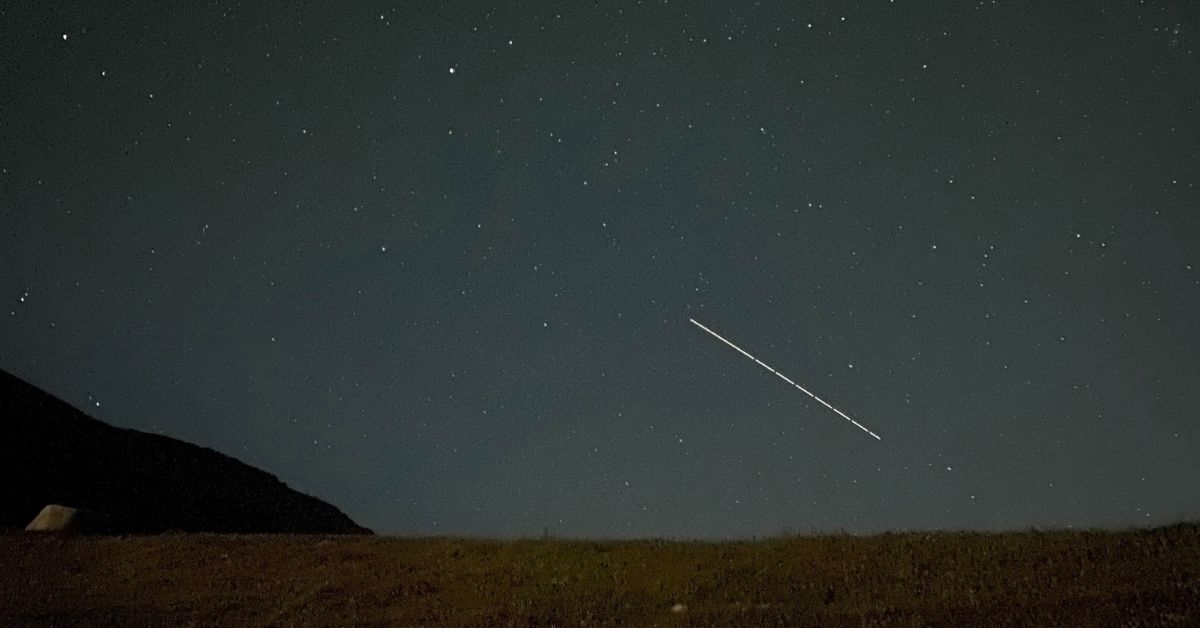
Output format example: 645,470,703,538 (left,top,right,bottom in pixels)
0,369,370,535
